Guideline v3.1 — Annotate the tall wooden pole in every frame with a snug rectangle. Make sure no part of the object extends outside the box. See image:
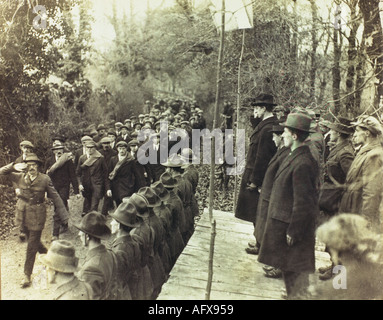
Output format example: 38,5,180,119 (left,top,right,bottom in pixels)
234,29,246,212
206,0,225,301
